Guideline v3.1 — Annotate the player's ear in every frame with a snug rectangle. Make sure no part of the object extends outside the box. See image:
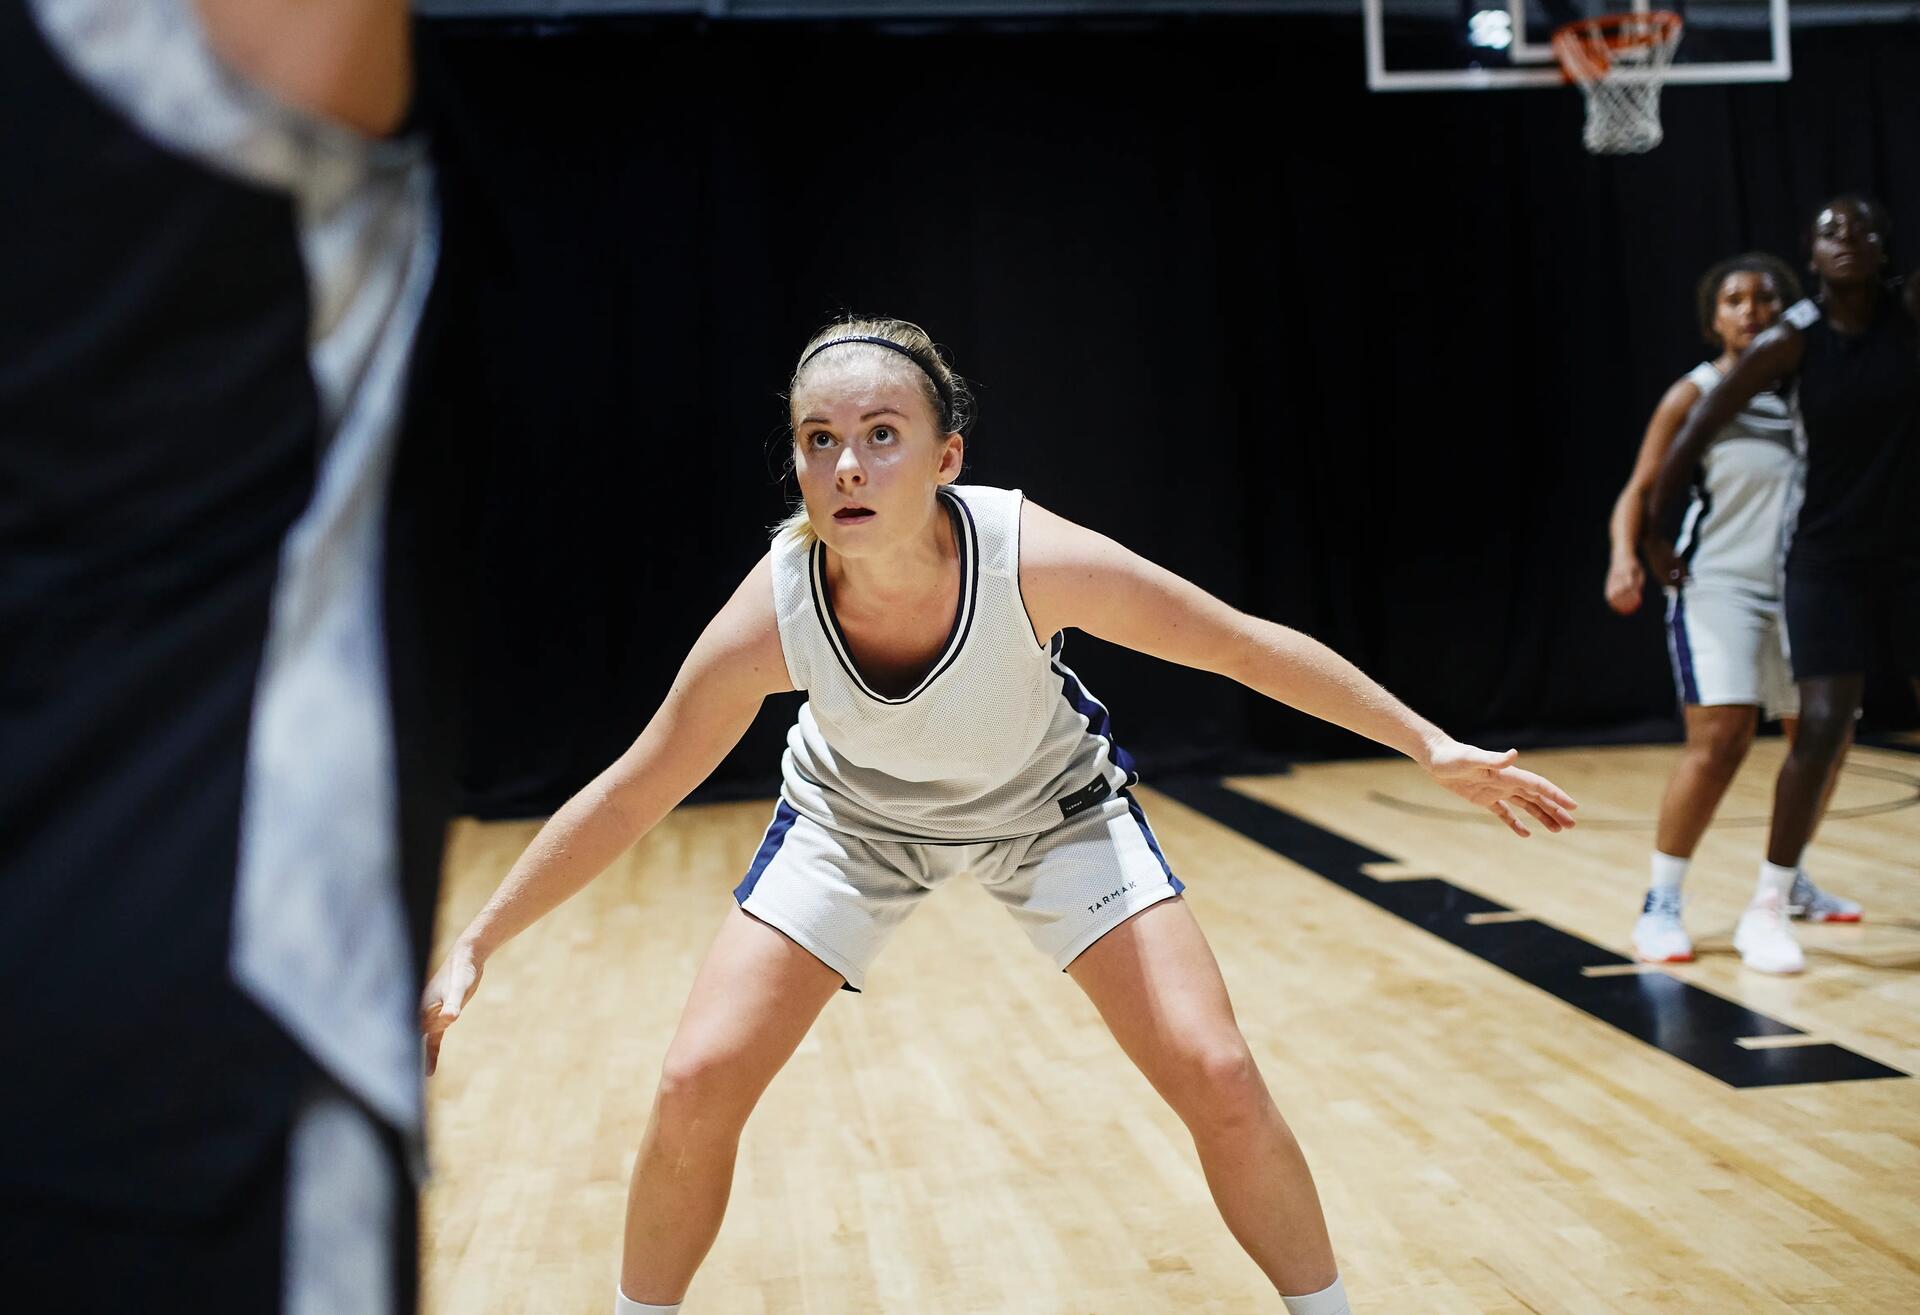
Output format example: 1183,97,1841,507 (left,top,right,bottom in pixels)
936,432,964,484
